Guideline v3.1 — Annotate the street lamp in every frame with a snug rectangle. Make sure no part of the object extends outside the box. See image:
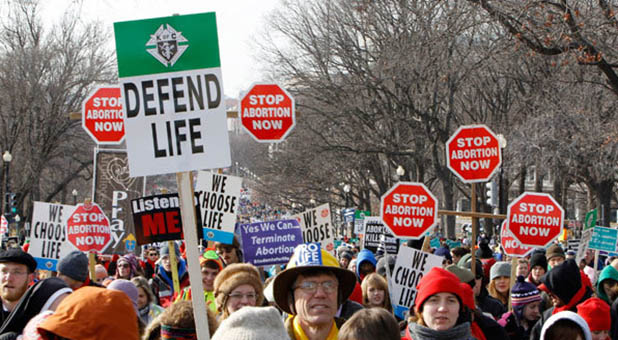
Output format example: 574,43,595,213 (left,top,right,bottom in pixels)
2,151,11,216
343,184,351,207
309,198,316,207
71,189,78,205
396,165,405,180
497,134,508,215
